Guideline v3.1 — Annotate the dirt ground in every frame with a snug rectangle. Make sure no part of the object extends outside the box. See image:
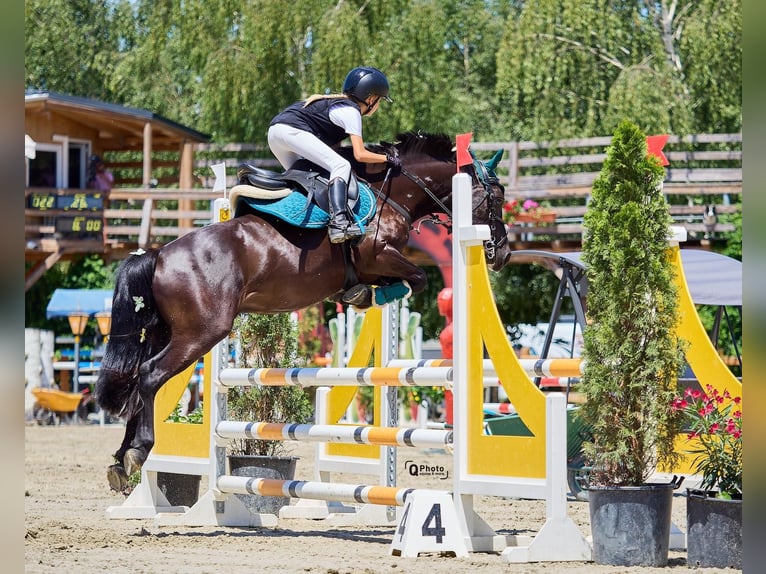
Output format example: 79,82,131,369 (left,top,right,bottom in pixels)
25,423,739,574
